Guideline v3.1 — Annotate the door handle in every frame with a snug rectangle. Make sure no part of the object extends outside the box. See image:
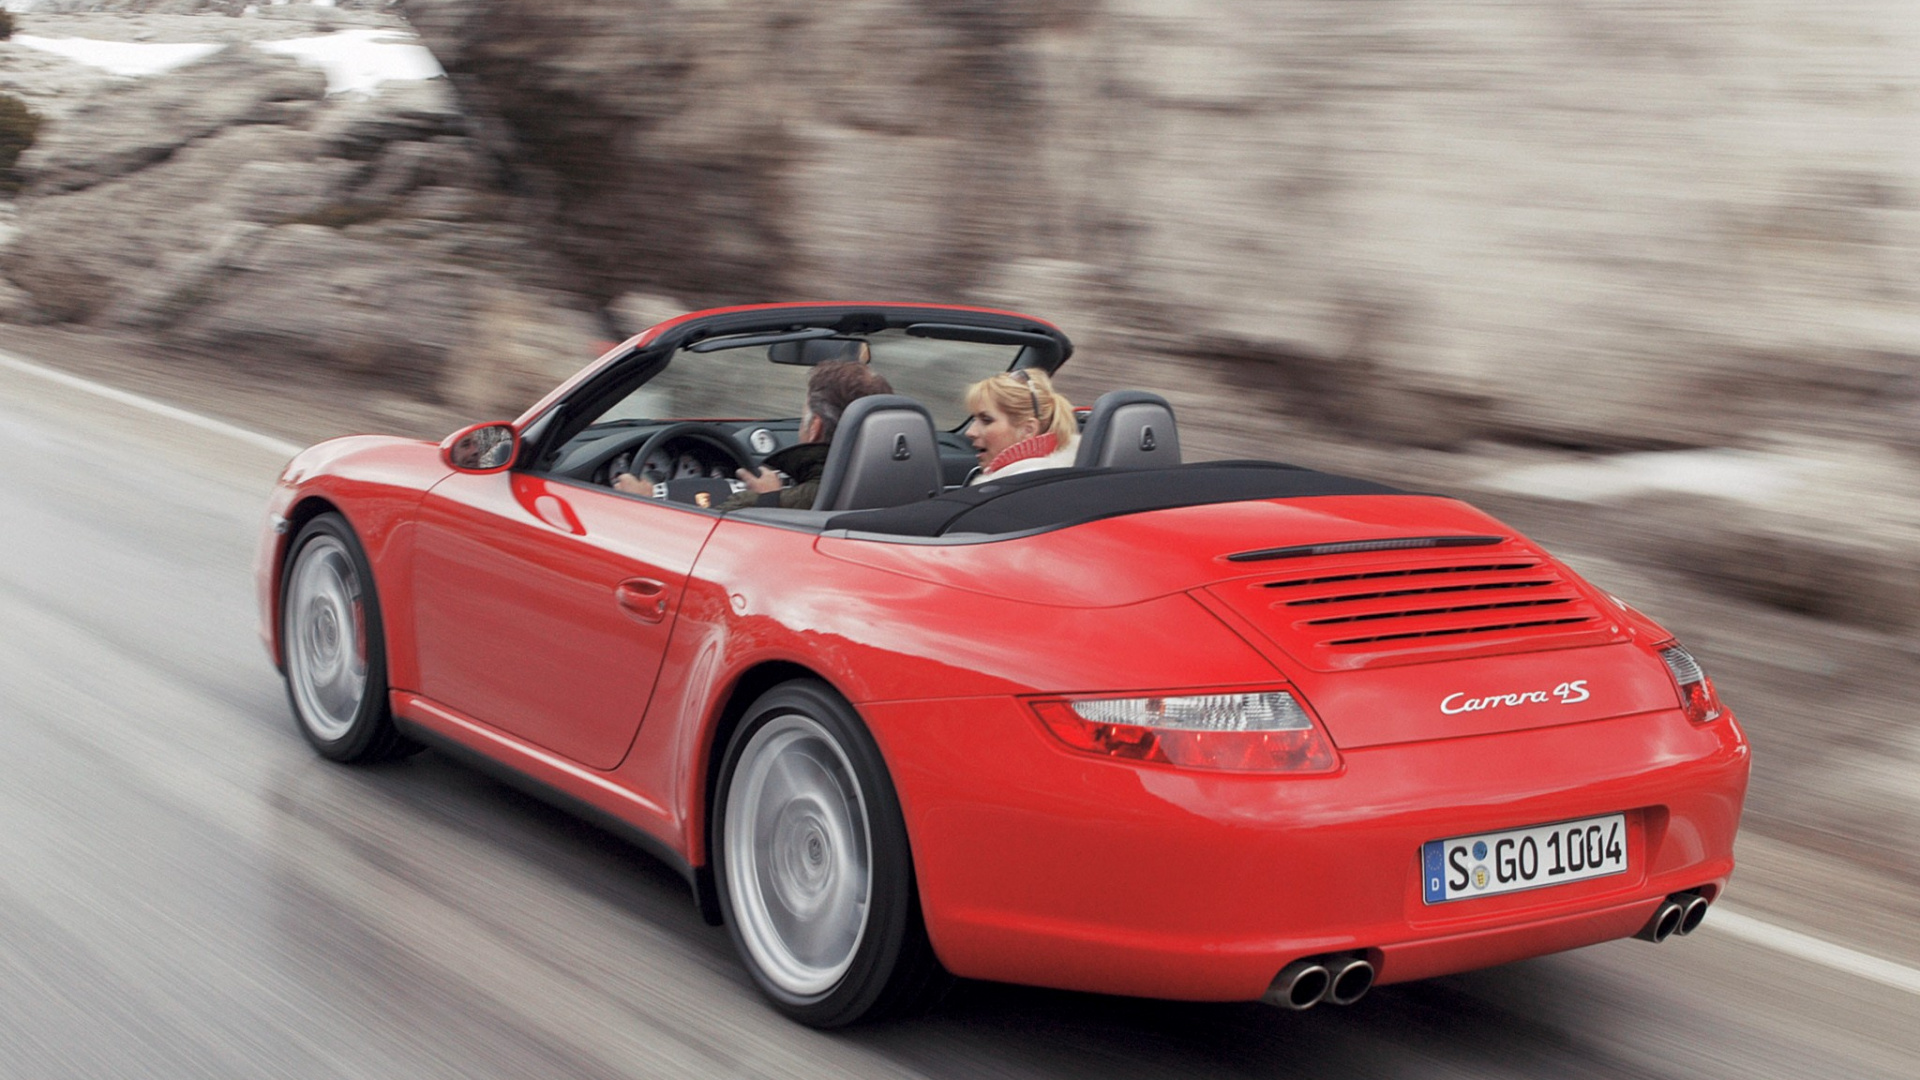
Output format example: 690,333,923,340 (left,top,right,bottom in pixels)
615,578,670,623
